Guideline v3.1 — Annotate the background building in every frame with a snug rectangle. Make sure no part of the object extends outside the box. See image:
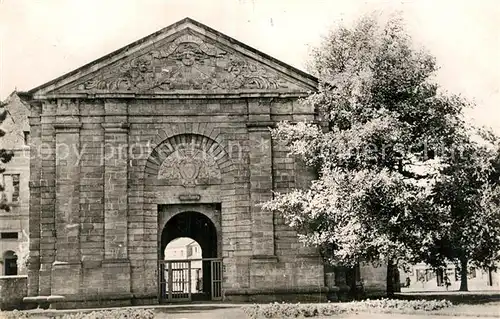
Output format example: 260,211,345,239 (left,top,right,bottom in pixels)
400,262,500,291
164,238,203,294
0,91,30,276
